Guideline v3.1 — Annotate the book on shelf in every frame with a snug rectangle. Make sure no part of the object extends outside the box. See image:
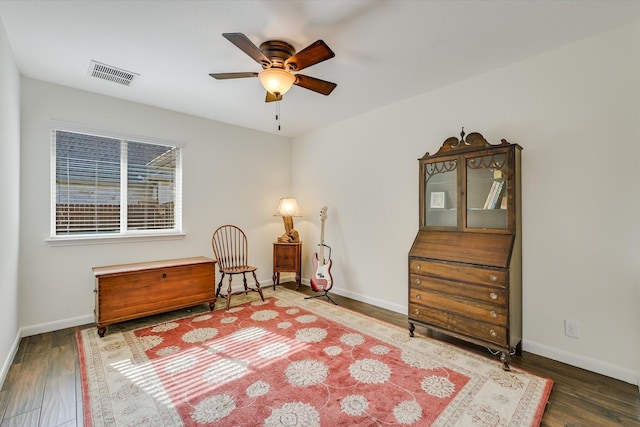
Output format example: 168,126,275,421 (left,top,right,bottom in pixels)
489,180,505,209
483,181,498,209
500,193,508,209
483,179,505,210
